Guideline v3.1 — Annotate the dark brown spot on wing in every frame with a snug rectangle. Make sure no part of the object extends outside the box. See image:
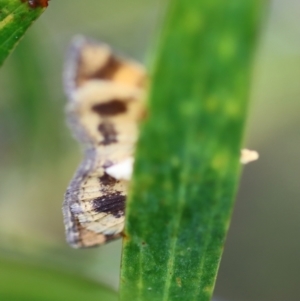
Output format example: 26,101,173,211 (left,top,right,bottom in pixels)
103,161,113,168
98,122,117,145
99,172,117,186
92,100,127,116
90,55,121,80
93,192,126,218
